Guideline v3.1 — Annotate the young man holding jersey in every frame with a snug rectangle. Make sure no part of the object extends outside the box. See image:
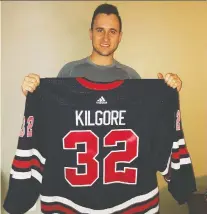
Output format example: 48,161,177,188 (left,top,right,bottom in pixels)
21,4,182,95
